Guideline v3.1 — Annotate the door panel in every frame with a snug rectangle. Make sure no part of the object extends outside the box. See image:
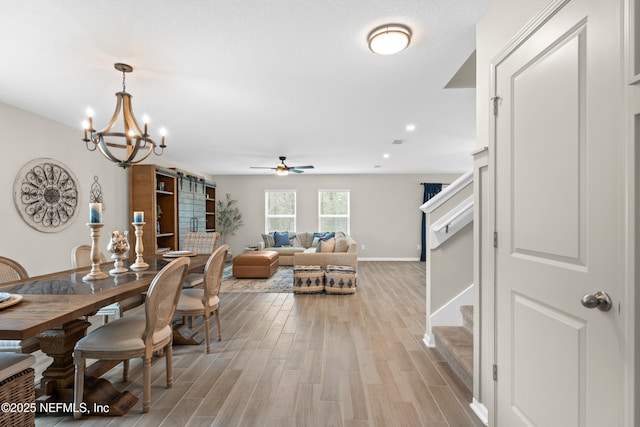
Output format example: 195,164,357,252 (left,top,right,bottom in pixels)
493,0,623,426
